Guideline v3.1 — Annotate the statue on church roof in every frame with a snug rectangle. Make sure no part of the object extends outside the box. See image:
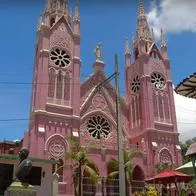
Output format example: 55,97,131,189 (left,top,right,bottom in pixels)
94,42,103,61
